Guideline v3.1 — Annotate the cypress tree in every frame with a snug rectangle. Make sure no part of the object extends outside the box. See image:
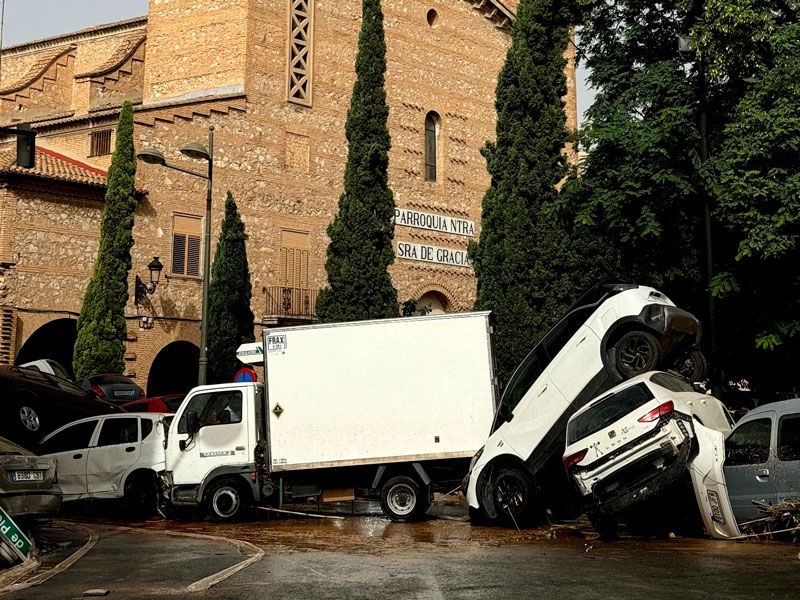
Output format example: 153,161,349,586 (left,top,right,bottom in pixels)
316,0,399,322
471,0,582,388
73,101,137,379
207,192,255,384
